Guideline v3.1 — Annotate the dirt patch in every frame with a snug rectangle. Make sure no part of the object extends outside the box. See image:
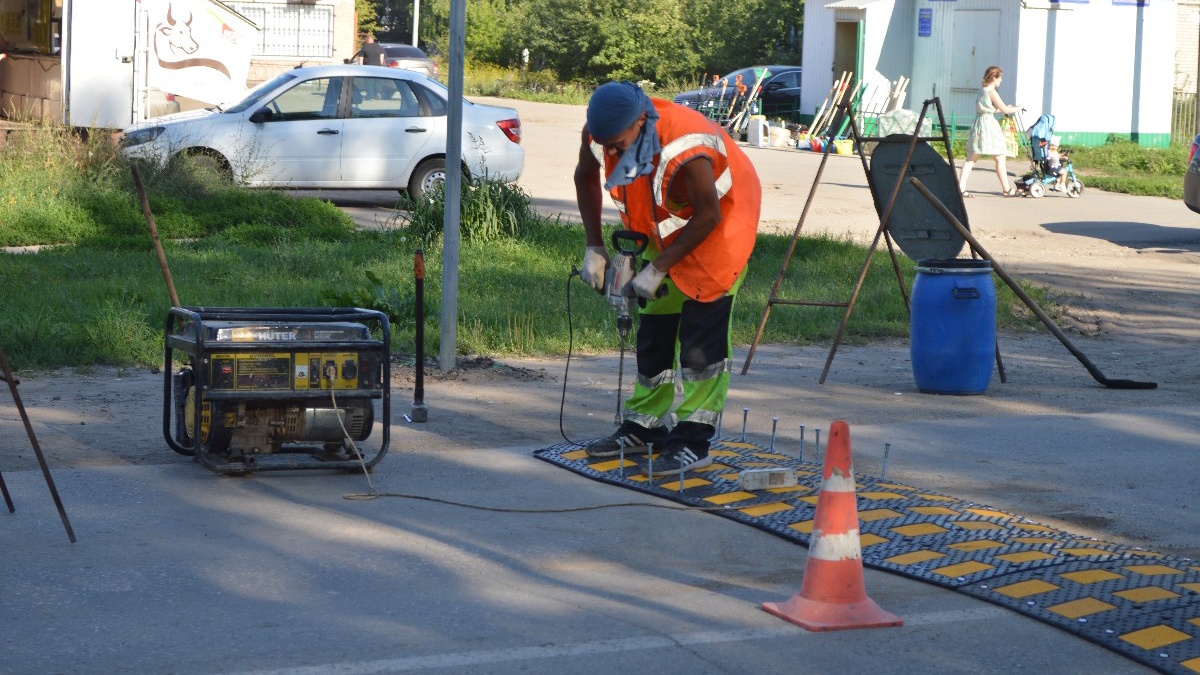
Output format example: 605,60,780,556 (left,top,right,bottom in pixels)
390,354,549,384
